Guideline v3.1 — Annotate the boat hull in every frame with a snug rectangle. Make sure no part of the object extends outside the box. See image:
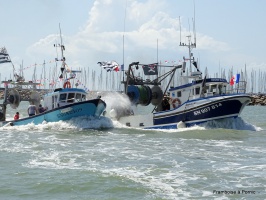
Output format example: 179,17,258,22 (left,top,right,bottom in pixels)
1,99,106,127
117,94,251,129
